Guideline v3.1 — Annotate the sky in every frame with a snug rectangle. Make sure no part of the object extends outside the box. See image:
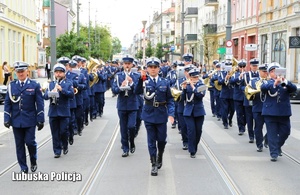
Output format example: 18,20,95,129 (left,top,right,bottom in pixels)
79,0,172,48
